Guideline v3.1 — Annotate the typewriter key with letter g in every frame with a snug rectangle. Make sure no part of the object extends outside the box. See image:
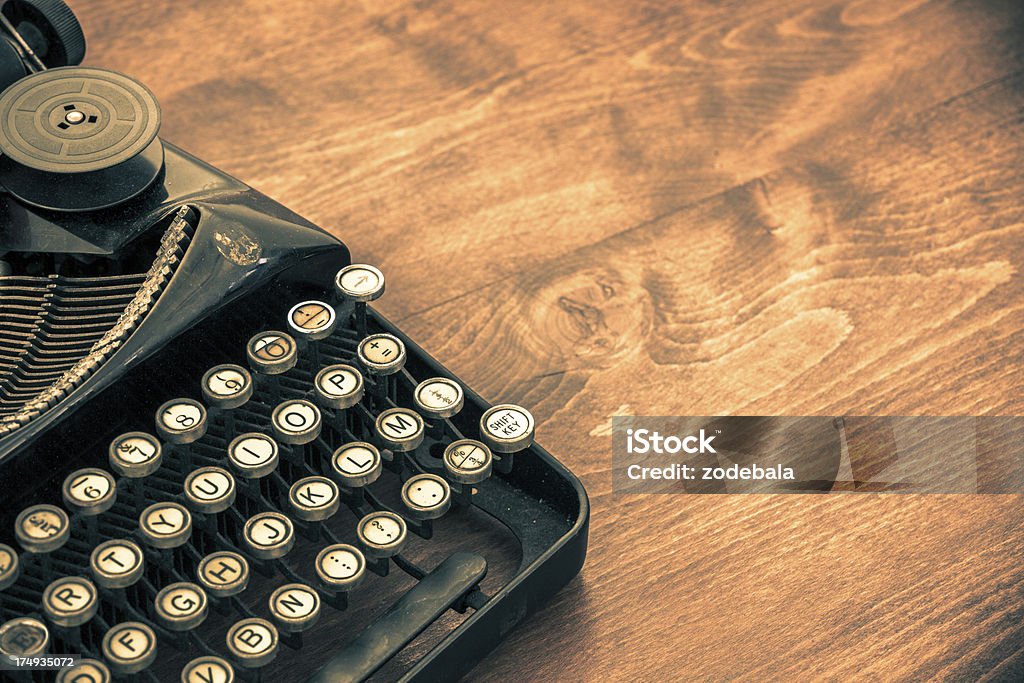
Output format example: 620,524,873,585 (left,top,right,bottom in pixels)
154,582,208,631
